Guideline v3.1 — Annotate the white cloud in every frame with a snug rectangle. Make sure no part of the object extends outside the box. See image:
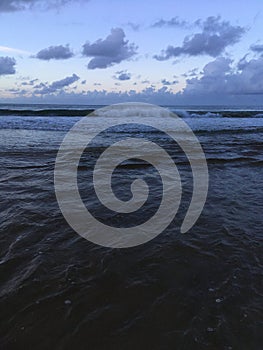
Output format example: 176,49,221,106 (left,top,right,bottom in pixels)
0,45,31,55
